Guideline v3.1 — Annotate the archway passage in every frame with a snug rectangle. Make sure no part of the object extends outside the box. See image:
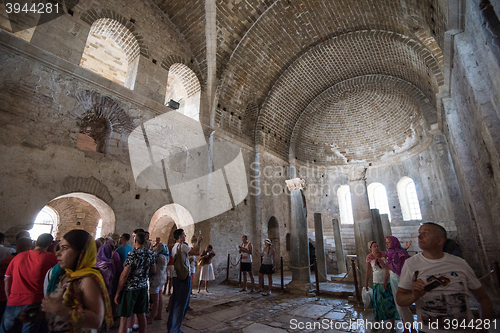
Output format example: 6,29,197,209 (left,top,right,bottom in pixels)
268,216,280,269
148,203,195,246
29,192,116,240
